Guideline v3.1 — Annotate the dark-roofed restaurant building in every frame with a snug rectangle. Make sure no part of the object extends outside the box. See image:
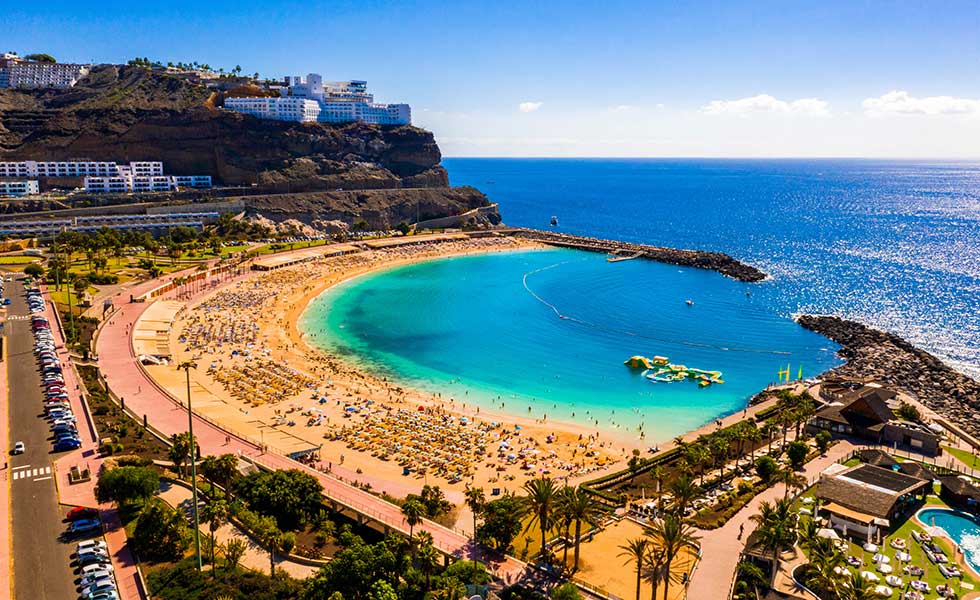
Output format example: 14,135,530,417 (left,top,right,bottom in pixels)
815,463,930,541
938,475,980,513
808,382,941,455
